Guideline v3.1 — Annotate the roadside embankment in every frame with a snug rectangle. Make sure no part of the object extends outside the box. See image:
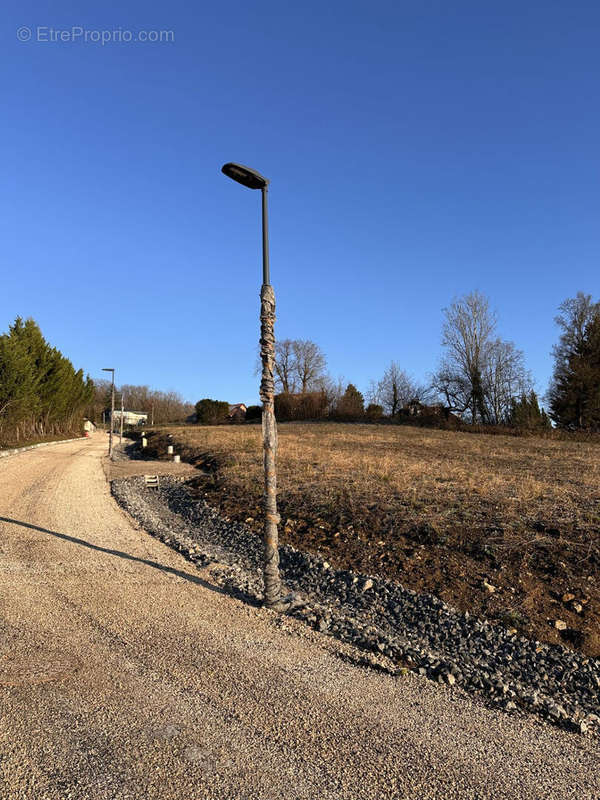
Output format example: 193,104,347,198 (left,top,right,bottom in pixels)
0,435,87,459
136,424,600,659
112,475,600,737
